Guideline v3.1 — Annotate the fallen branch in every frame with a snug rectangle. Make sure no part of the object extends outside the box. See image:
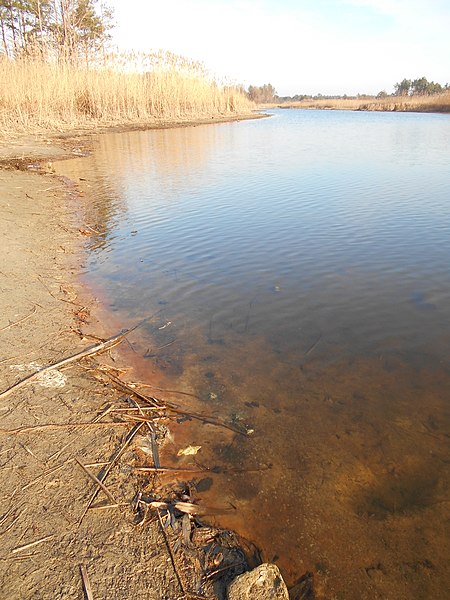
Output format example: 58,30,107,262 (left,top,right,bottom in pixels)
0,326,138,401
